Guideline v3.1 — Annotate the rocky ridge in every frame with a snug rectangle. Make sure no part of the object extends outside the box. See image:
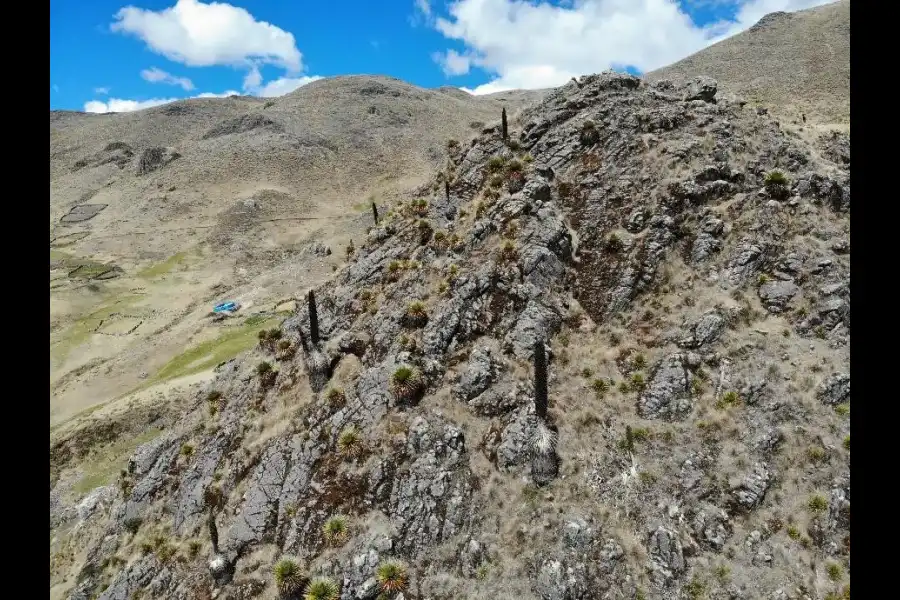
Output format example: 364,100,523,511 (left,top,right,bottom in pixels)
51,71,850,600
